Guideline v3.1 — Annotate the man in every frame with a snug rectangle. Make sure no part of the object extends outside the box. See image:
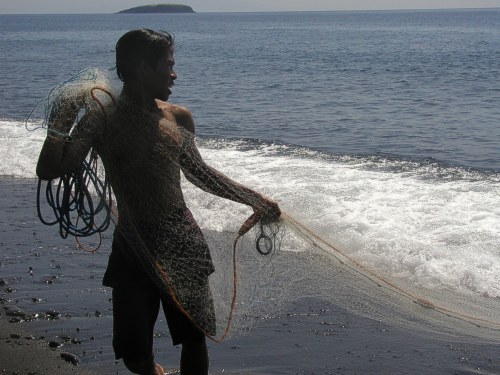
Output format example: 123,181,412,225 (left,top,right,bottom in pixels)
36,29,280,375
